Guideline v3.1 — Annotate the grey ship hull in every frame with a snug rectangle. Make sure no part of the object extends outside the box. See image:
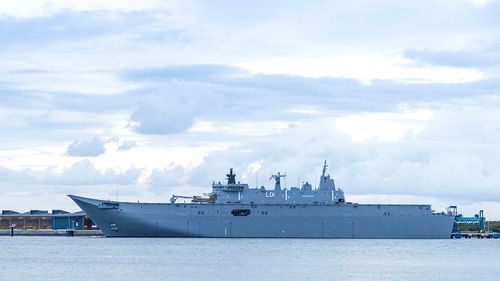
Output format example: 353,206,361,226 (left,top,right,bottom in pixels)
70,195,455,238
